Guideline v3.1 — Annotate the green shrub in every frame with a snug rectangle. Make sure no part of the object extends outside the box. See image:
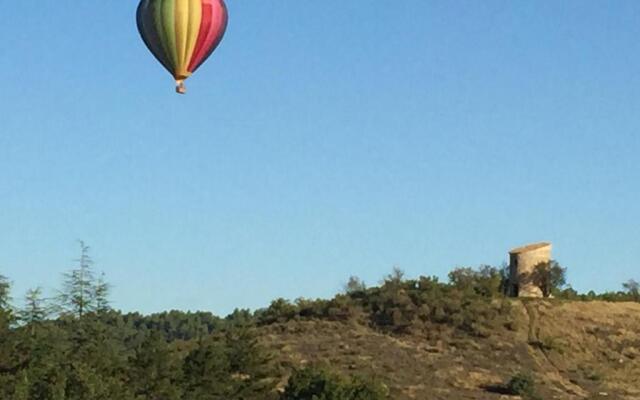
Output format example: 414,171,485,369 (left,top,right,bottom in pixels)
540,336,566,354
505,372,536,397
584,369,602,381
448,266,504,297
281,367,387,400
255,268,517,338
